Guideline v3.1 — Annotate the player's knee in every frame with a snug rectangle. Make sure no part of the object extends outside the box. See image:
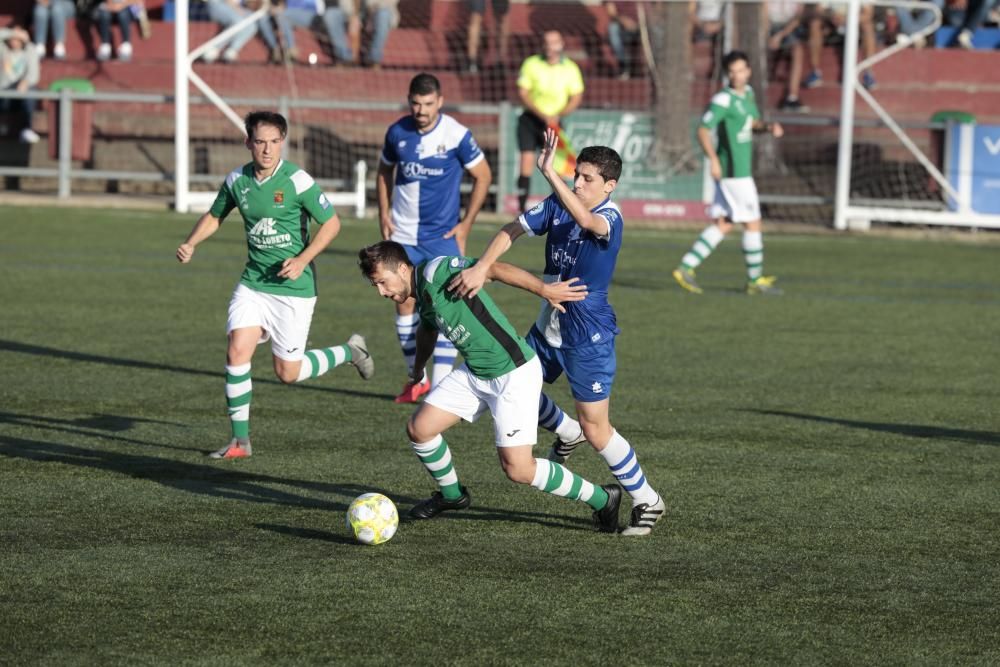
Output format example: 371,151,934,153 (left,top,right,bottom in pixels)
274,365,299,384
500,457,534,485
406,417,435,444
581,421,612,449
